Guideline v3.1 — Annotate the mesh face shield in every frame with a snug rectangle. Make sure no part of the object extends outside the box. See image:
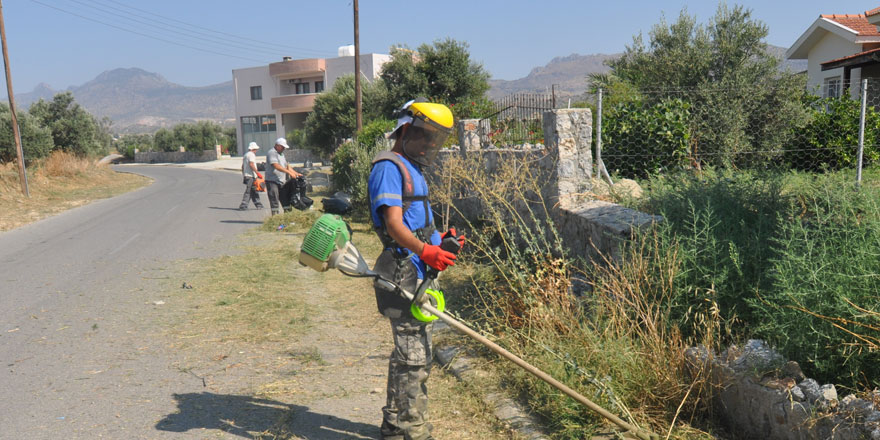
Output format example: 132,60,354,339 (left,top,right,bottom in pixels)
401,116,452,167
